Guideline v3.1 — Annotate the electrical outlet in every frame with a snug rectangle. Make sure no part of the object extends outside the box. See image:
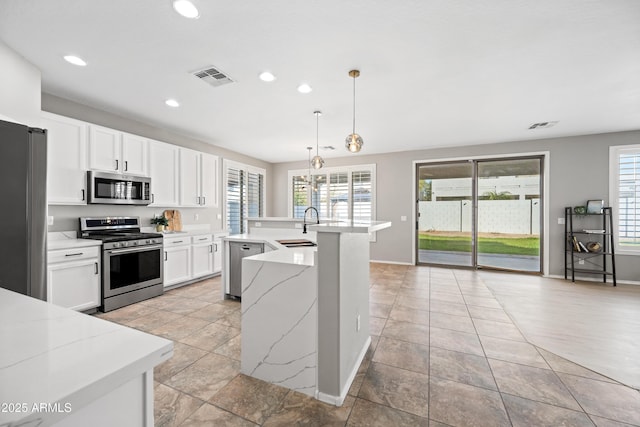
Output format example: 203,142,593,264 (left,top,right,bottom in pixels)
255,222,262,227
400,216,407,222
578,259,585,265
194,214,199,220
356,314,361,331
47,216,54,226
217,214,222,220
558,218,565,225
